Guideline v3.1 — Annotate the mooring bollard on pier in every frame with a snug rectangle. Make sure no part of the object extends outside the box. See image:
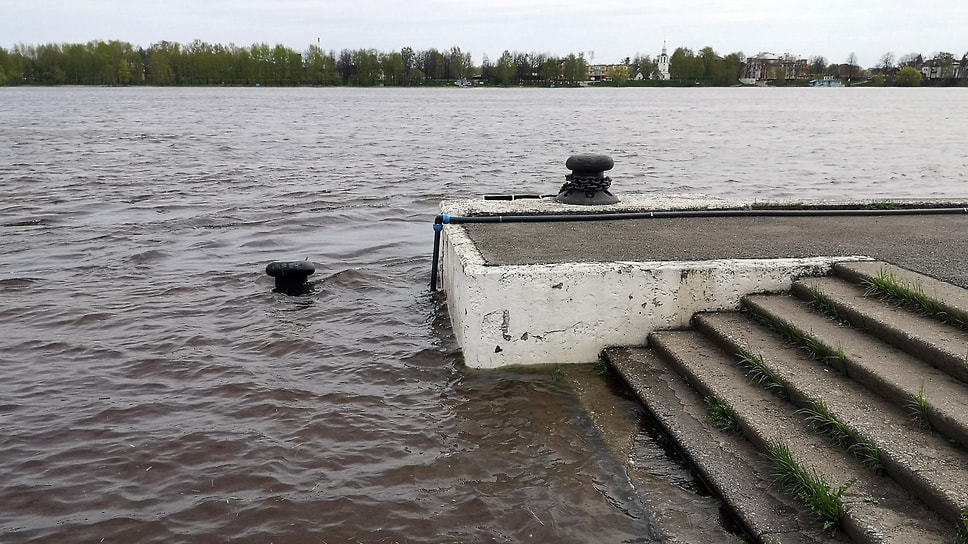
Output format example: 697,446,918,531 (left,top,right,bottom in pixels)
556,153,619,205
